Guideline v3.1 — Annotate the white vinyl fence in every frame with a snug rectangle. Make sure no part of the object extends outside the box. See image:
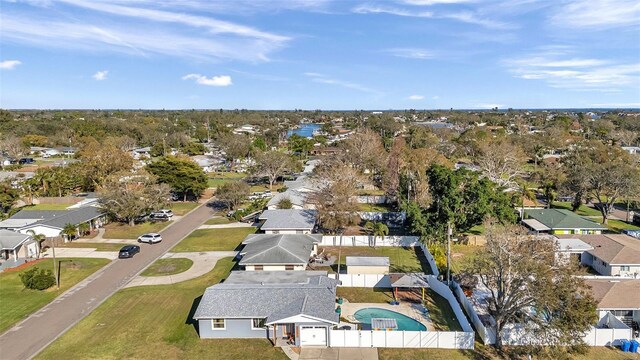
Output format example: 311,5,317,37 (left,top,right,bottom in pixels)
329,330,474,349
583,327,632,347
320,235,419,247
330,273,390,288
451,281,495,344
